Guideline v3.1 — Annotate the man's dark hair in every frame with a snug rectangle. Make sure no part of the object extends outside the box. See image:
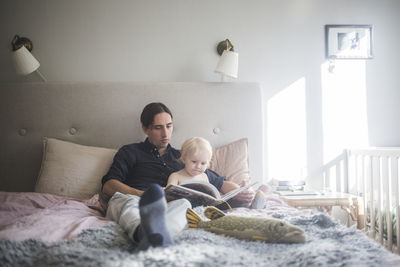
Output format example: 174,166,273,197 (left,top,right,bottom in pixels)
140,102,173,128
